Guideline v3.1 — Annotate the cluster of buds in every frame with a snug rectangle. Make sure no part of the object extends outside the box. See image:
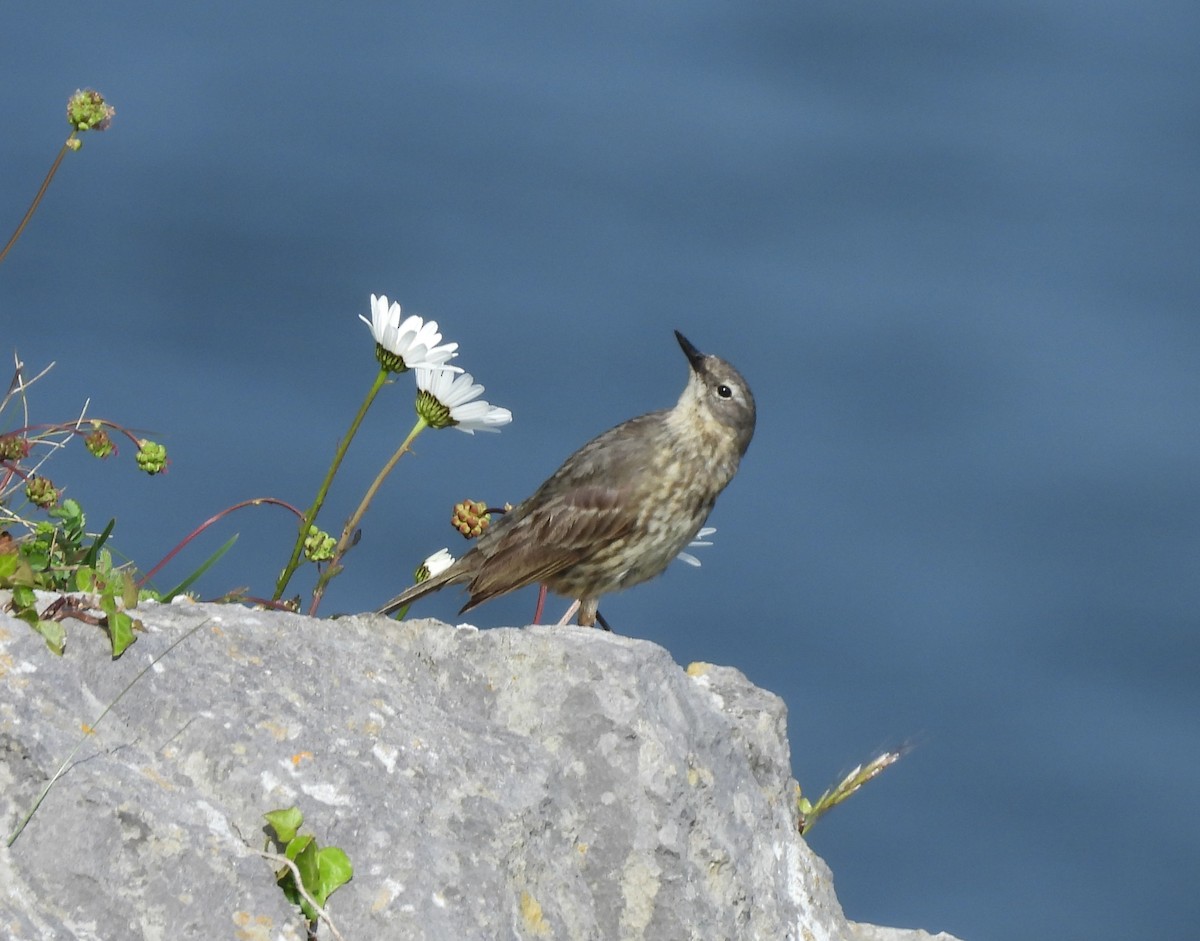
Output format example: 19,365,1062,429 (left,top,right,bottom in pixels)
24,476,59,509
0,434,30,463
135,439,168,475
66,88,115,134
451,499,490,539
303,526,336,563
85,426,116,459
